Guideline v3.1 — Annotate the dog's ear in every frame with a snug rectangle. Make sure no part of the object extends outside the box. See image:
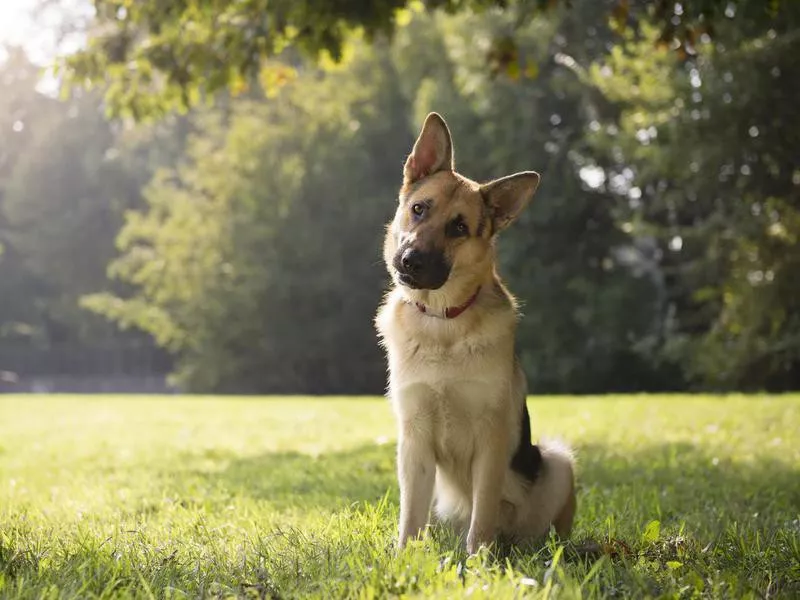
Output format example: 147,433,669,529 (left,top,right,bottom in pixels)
481,171,541,232
404,113,454,184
